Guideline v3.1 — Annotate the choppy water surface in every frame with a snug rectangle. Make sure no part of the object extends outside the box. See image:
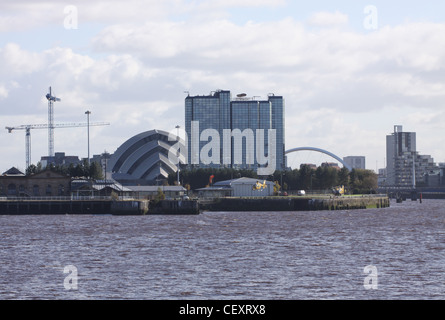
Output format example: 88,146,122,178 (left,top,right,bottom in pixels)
0,199,444,300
